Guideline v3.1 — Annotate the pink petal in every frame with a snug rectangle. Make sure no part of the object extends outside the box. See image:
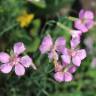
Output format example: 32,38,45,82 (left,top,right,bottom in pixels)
39,35,53,54
48,51,58,61
20,55,36,70
61,54,71,64
72,55,81,67
13,42,26,55
70,30,82,38
0,52,10,63
74,19,88,32
64,72,73,82
85,20,94,29
79,9,85,19
0,63,12,73
77,49,86,60
84,10,94,19
70,37,80,49
68,65,77,73
15,64,25,76
55,37,66,53
54,72,64,82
